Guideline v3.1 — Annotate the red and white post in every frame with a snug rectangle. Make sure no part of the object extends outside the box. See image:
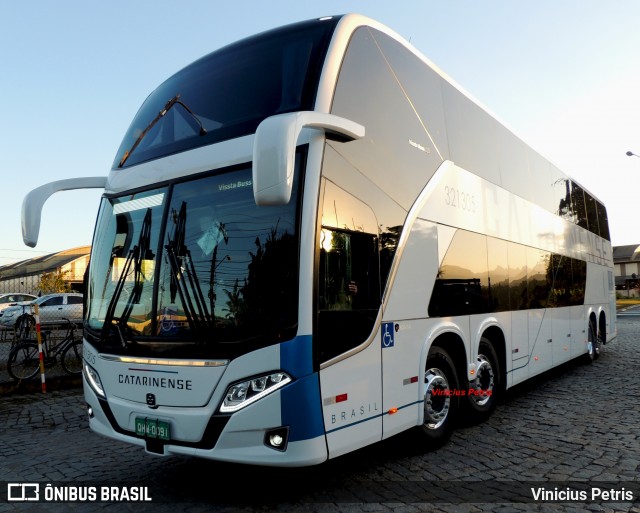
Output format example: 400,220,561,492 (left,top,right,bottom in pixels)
34,304,46,393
